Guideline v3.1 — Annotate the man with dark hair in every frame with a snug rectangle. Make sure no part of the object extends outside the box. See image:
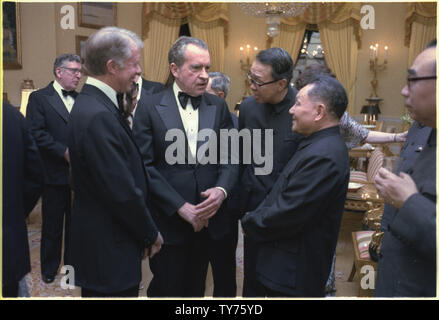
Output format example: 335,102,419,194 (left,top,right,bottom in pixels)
68,27,162,298
238,47,301,296
133,36,237,297
241,76,350,297
26,53,82,284
3,102,44,297
374,40,436,297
